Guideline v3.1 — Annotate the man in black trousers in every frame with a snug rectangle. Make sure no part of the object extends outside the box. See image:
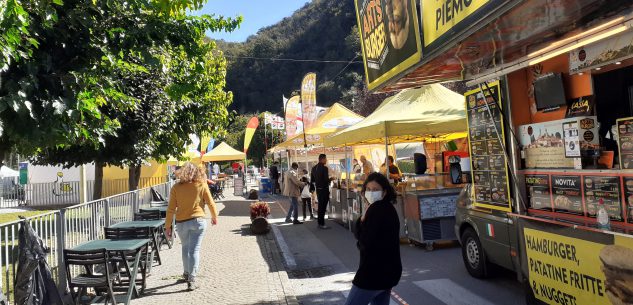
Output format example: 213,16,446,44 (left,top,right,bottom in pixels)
269,161,280,194
311,154,332,229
